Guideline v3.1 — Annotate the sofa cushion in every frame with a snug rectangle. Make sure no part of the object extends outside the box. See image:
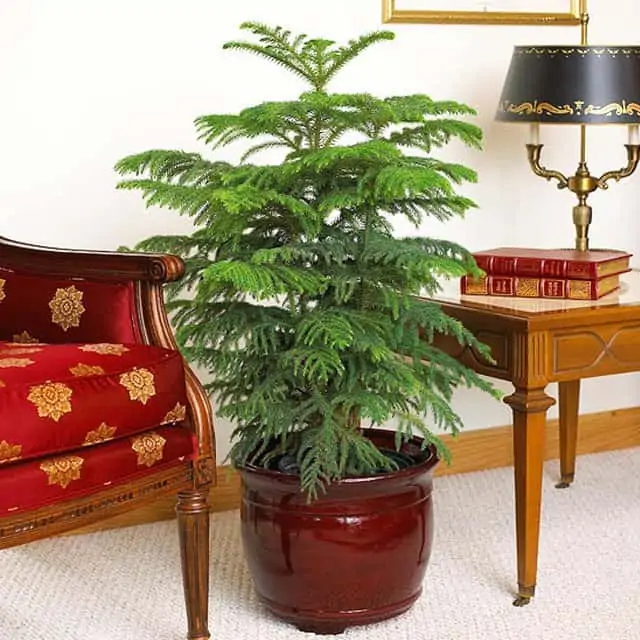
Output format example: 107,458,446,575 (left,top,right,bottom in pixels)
0,268,140,344
0,424,195,514
0,341,188,466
